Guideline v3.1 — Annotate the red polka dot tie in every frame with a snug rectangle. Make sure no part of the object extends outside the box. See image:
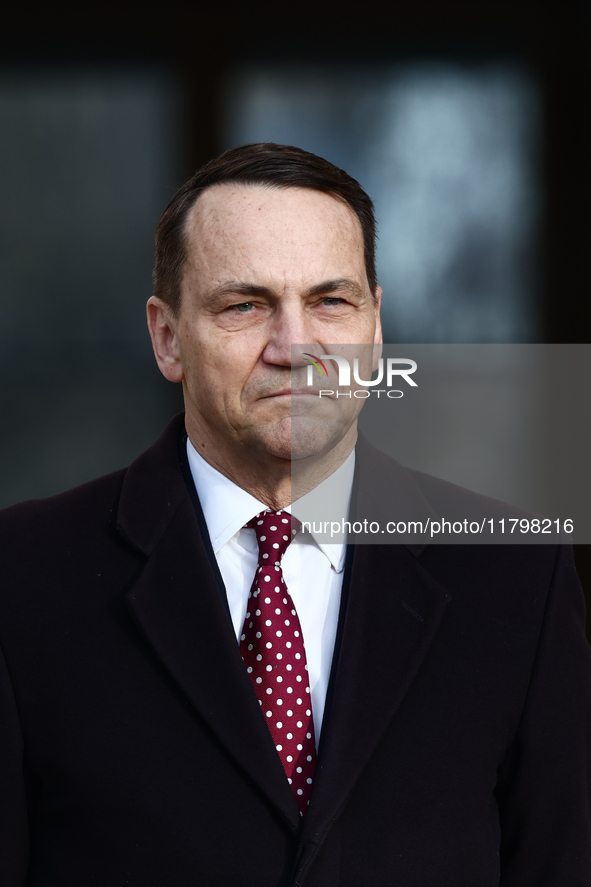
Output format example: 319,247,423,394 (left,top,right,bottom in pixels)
240,511,316,816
